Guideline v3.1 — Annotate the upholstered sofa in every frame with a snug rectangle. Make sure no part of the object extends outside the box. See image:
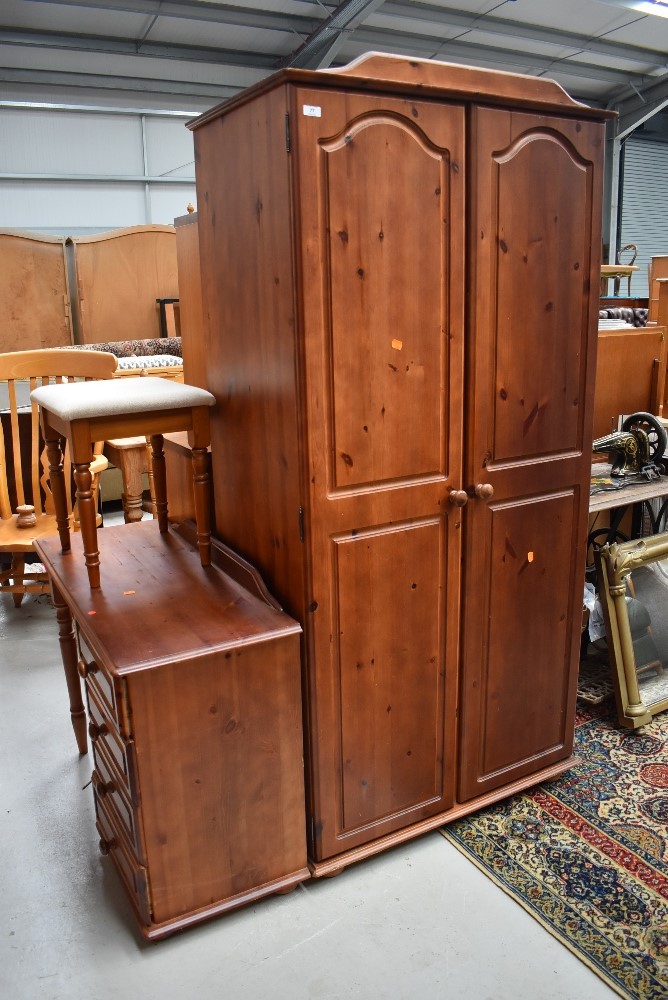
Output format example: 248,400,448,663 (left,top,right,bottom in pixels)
598,307,648,328
54,337,183,378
